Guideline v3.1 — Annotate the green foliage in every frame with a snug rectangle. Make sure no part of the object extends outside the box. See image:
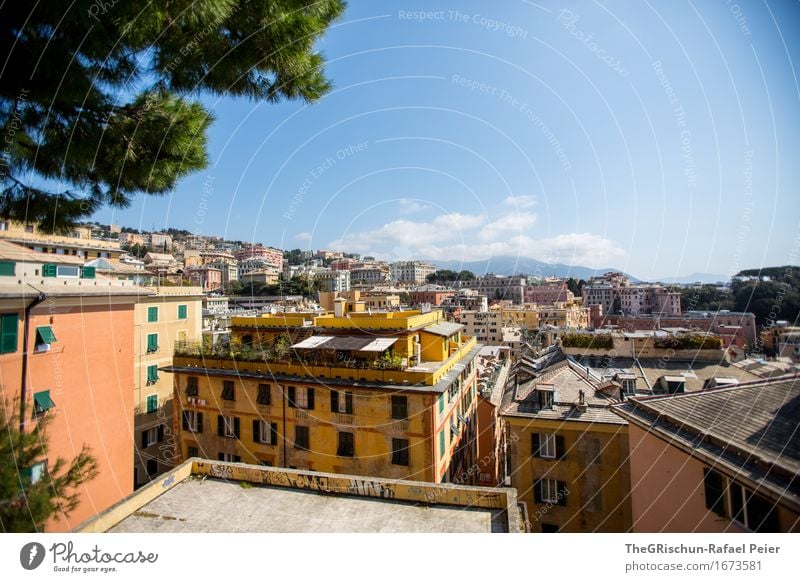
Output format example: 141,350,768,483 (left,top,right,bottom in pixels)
565,277,585,297
398,292,411,305
0,0,345,233
560,333,613,349
680,285,734,312
426,269,475,284
730,266,800,326
654,334,723,350
284,249,309,266
0,402,98,532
